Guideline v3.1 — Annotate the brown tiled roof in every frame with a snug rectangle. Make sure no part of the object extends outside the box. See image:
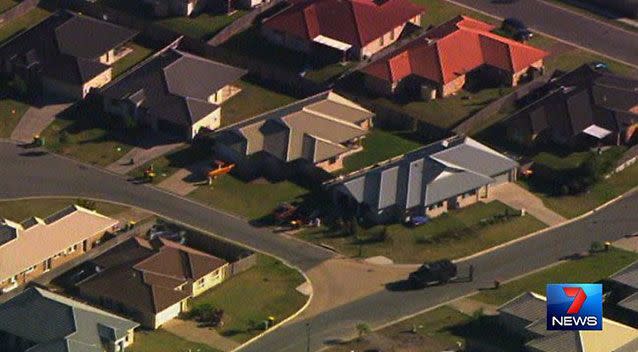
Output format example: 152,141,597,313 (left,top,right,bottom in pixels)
78,237,227,315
